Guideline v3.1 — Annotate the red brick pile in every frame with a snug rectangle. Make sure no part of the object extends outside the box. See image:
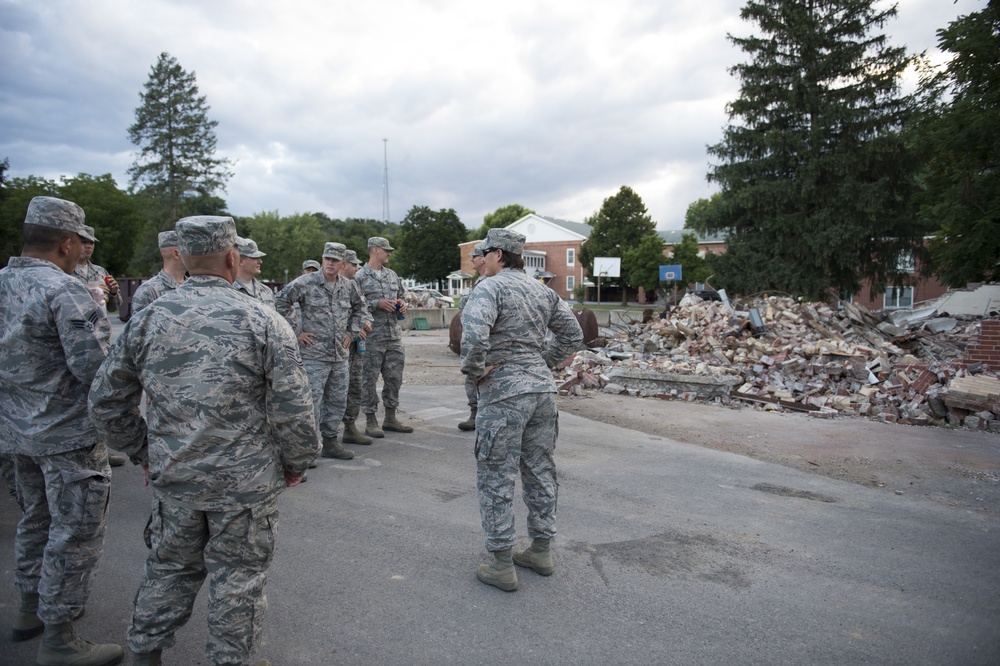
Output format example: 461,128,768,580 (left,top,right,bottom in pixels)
556,296,1000,432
